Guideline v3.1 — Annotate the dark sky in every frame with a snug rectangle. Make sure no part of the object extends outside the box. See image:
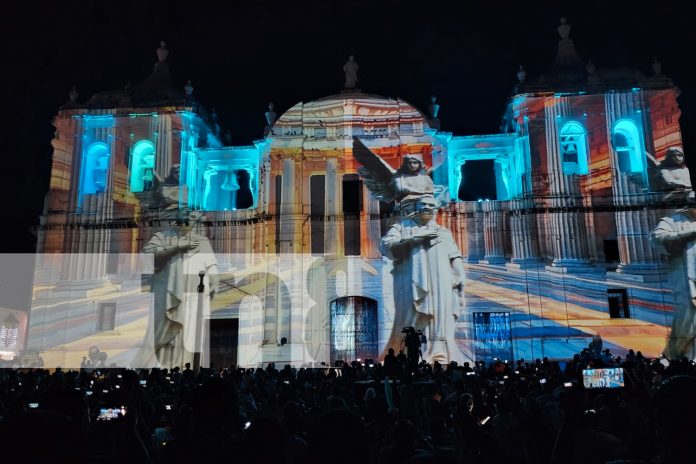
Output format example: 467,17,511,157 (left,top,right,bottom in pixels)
4,0,695,252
